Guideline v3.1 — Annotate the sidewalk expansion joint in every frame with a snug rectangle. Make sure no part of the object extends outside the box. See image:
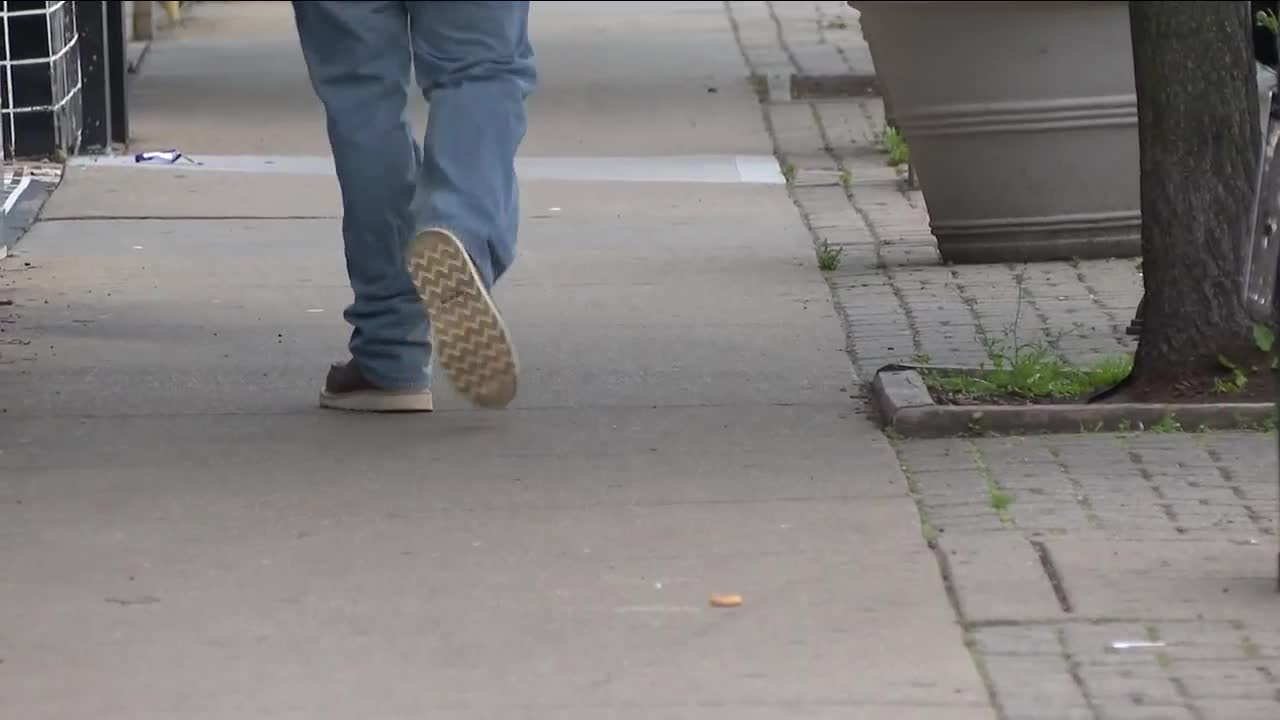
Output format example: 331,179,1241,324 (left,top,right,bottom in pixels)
1030,539,1074,614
